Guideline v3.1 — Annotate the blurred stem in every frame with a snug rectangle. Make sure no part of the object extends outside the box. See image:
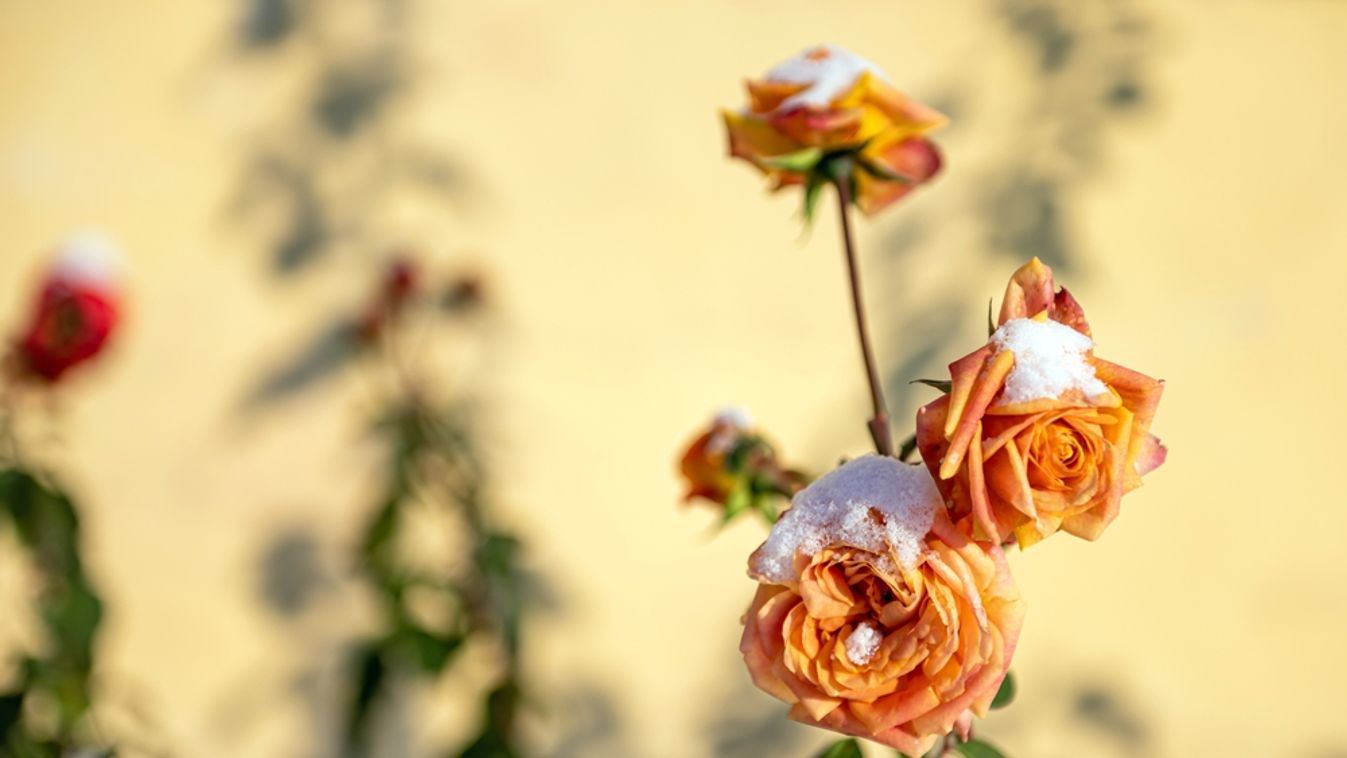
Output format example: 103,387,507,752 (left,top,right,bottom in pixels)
831,169,894,457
